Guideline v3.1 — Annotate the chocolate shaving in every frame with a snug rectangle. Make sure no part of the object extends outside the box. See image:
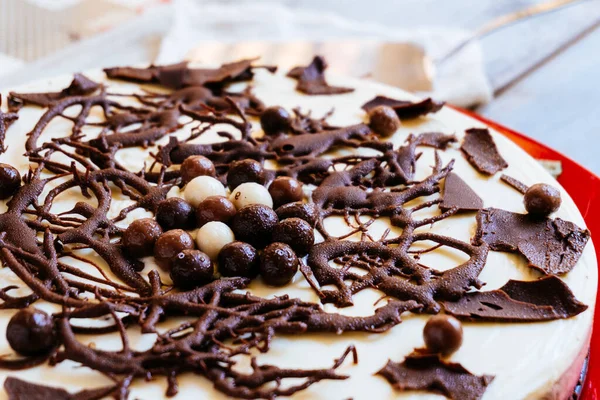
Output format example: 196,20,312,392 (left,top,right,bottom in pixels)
361,95,444,119
442,276,587,322
500,174,528,194
9,74,100,108
4,377,118,400
287,56,354,95
460,128,508,175
377,351,494,400
474,208,590,275
441,172,483,211
415,132,457,149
